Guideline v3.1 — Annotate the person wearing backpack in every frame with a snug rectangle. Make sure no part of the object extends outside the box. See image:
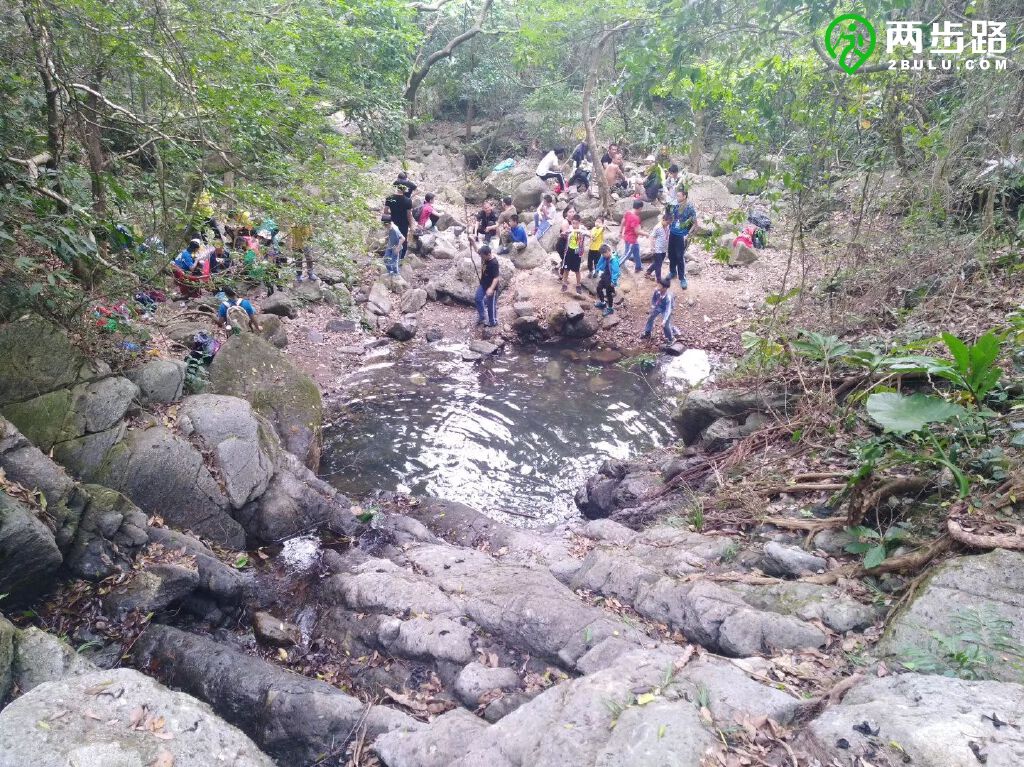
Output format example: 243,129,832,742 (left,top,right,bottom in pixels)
216,287,261,334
